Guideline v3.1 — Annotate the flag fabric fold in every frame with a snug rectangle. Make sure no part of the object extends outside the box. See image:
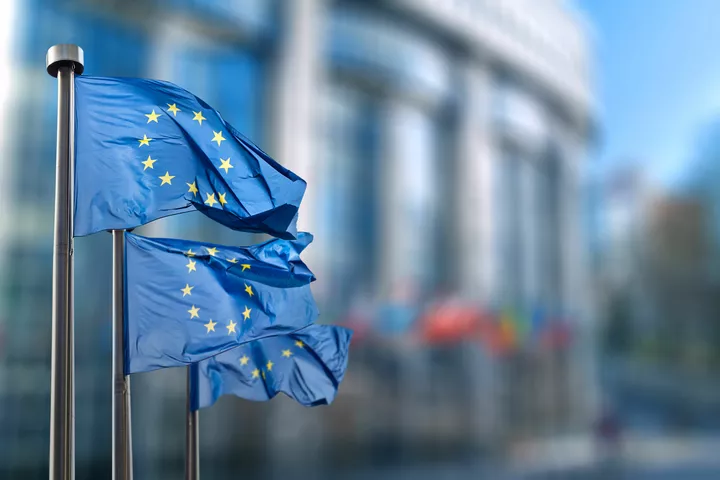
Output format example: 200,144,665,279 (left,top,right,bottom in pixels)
124,232,318,374
190,324,352,410
74,76,306,238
